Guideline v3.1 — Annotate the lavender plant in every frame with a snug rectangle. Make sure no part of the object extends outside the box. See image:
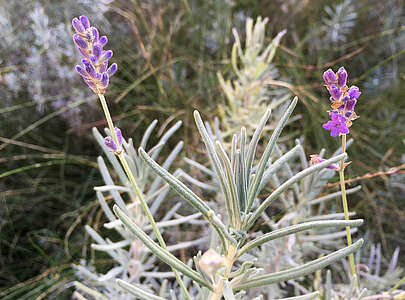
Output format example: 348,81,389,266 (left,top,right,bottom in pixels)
322,66,362,289
68,15,369,300
217,17,291,138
